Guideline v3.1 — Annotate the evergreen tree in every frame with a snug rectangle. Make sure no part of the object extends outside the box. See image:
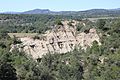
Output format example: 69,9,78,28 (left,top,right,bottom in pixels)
0,61,17,80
